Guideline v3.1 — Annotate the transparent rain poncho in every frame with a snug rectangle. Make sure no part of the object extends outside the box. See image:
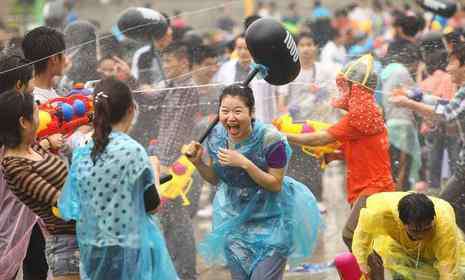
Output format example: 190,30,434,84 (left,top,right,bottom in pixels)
381,63,422,182
199,120,321,276
0,169,38,280
58,131,178,280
